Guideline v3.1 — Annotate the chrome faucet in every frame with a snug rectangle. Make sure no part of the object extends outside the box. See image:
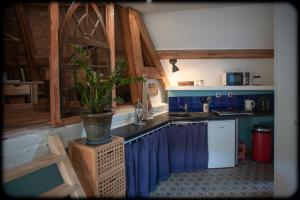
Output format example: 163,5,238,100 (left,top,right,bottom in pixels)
179,103,188,112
